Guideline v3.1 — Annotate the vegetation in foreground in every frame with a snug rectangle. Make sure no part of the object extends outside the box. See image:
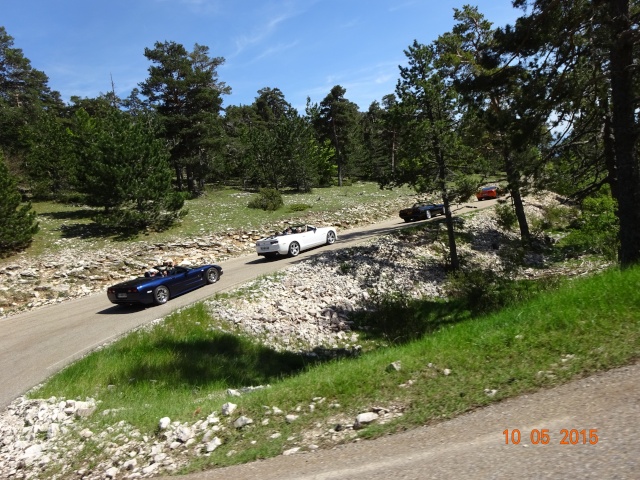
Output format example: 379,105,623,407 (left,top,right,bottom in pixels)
29,263,640,476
